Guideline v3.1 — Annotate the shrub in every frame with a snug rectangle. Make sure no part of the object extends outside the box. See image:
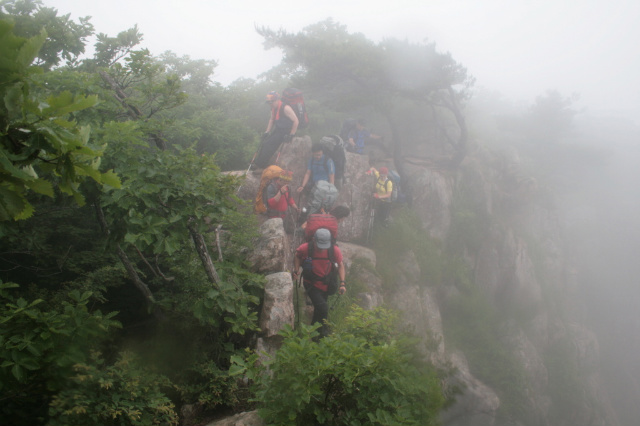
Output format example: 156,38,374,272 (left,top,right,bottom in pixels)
48,351,179,426
245,307,444,426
